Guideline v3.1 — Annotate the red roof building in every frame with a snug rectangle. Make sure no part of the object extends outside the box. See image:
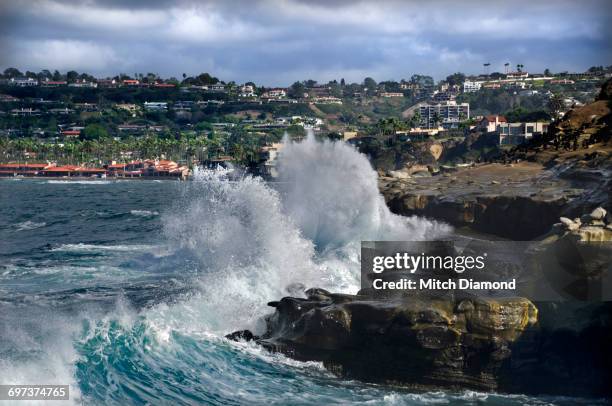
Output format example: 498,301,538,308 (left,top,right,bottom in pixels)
61,130,81,137
478,115,507,133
